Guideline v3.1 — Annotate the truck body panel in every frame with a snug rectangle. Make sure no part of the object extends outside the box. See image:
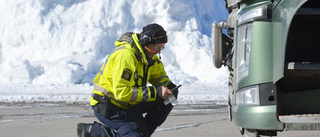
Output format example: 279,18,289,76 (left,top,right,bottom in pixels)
212,0,320,136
